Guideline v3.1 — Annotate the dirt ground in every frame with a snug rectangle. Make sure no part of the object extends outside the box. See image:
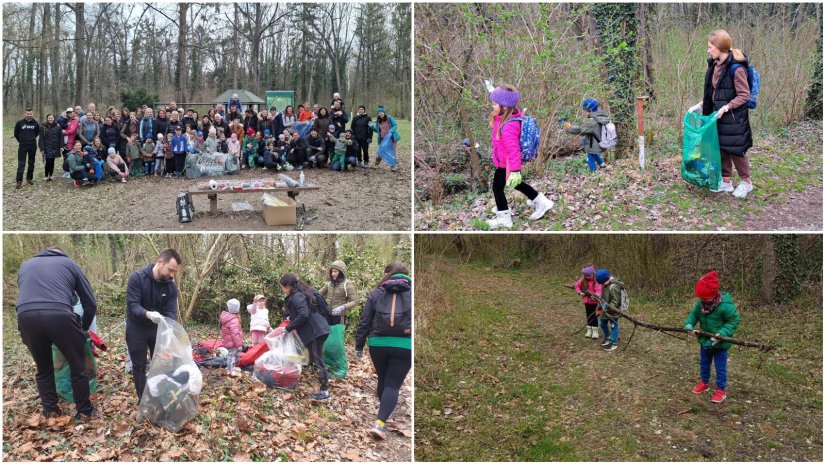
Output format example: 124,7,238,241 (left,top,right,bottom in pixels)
3,314,412,462
3,123,411,231
415,258,823,461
